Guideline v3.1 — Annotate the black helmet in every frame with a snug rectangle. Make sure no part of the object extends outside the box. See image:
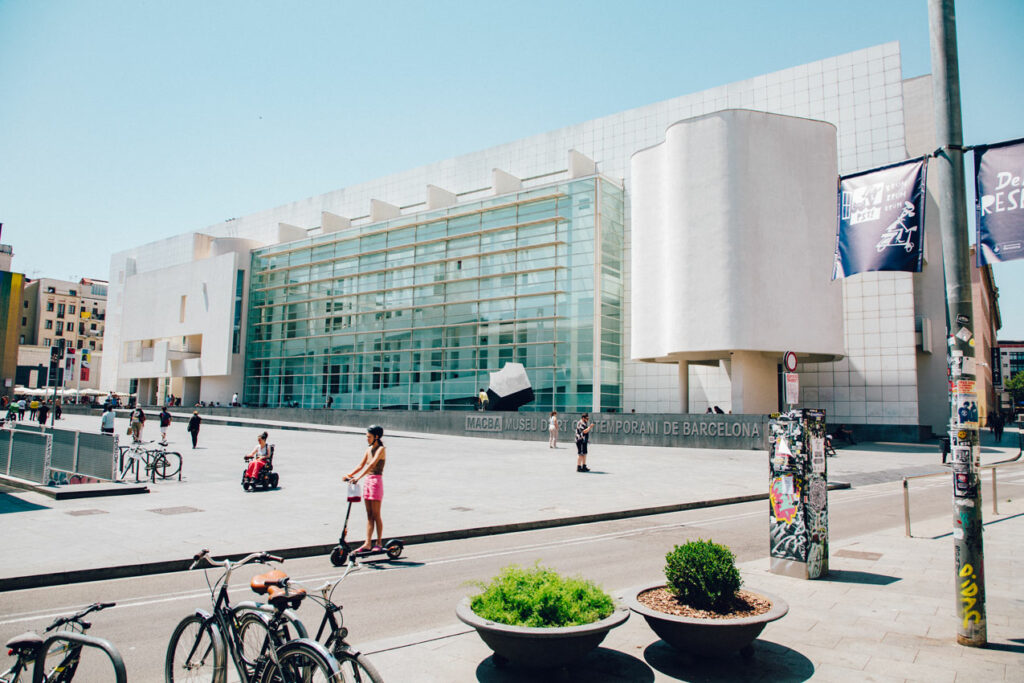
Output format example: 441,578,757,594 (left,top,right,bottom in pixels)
367,425,384,439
